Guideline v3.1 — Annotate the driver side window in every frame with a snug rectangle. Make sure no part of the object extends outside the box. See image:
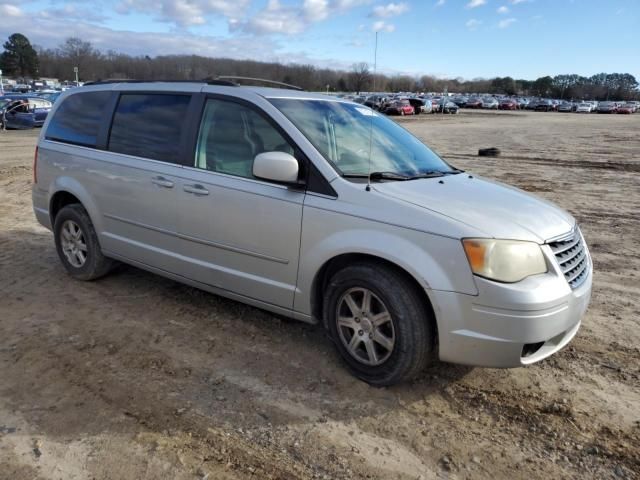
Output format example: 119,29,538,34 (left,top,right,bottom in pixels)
194,98,295,179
